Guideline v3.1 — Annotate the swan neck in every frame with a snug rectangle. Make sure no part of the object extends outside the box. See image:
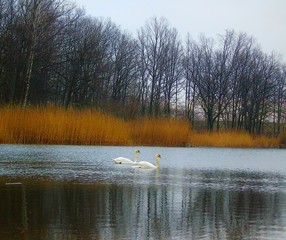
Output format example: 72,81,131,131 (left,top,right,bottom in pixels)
134,152,138,162
156,157,160,169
